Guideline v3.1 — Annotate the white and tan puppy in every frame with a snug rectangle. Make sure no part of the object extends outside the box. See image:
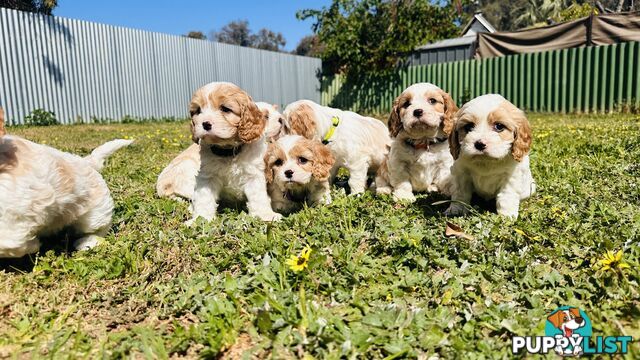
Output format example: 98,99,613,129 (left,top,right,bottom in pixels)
156,102,283,200
0,107,133,258
264,135,335,214
445,94,535,218
188,82,281,222
376,83,458,201
283,100,390,194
